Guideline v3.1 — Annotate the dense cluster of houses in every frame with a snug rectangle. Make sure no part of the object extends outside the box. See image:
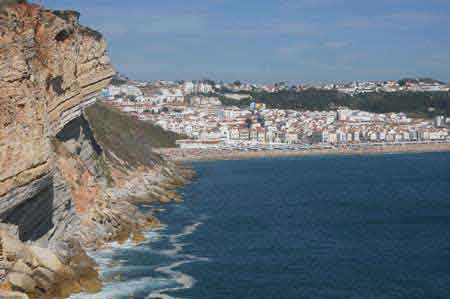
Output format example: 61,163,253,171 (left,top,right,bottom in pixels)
146,105,450,145
105,77,450,103
101,78,450,148
326,79,450,95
